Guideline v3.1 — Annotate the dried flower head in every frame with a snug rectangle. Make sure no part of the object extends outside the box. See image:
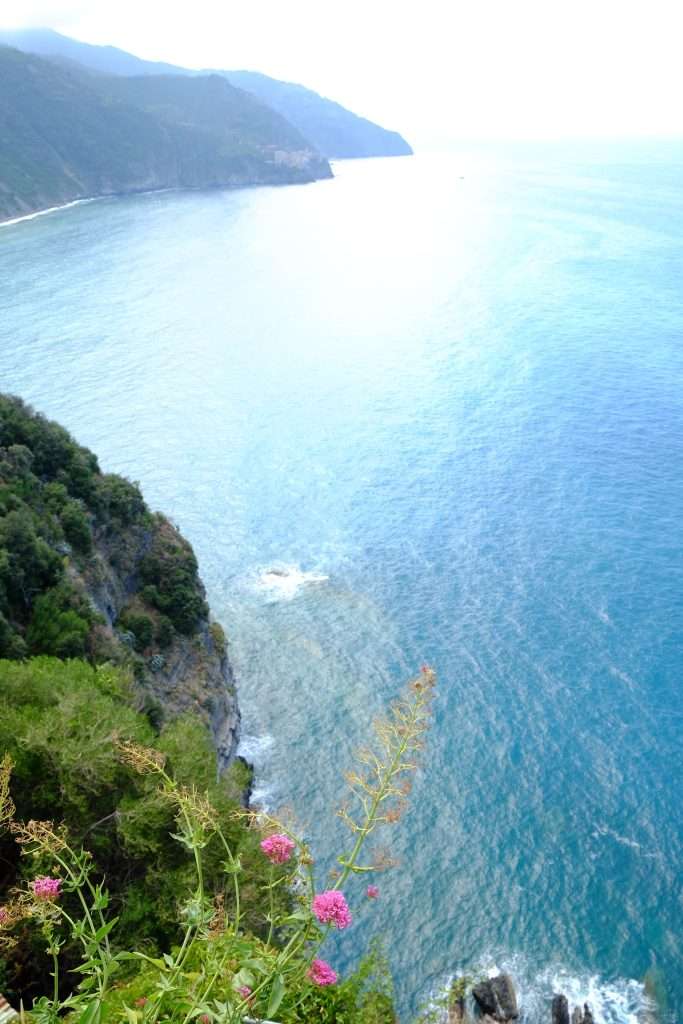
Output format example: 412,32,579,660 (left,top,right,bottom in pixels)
117,739,166,775
174,785,218,831
10,819,67,853
0,754,15,831
338,668,436,843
